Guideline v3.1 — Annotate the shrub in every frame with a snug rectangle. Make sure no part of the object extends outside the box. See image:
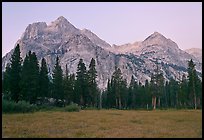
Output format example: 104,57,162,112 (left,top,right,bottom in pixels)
64,103,81,112
36,104,55,111
83,106,99,110
2,99,37,113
